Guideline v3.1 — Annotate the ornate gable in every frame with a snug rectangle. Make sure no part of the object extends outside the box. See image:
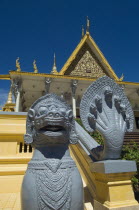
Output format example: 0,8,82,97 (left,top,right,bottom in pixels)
59,34,119,81
65,43,105,78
